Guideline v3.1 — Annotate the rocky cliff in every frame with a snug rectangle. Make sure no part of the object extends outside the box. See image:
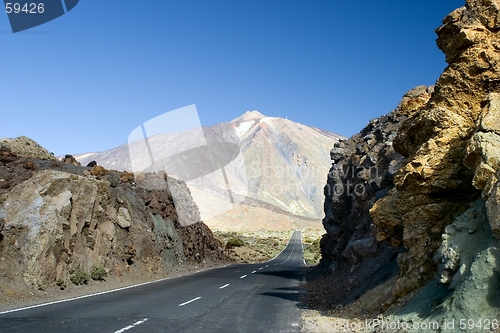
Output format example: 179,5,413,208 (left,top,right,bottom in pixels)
370,0,500,302
0,143,226,293
309,86,432,307
313,0,500,325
